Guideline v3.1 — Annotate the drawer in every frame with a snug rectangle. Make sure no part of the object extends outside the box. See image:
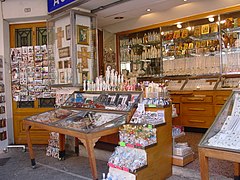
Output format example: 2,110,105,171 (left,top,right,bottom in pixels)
182,104,214,116
215,95,229,105
171,96,181,103
214,105,224,116
182,116,214,128
181,96,213,103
